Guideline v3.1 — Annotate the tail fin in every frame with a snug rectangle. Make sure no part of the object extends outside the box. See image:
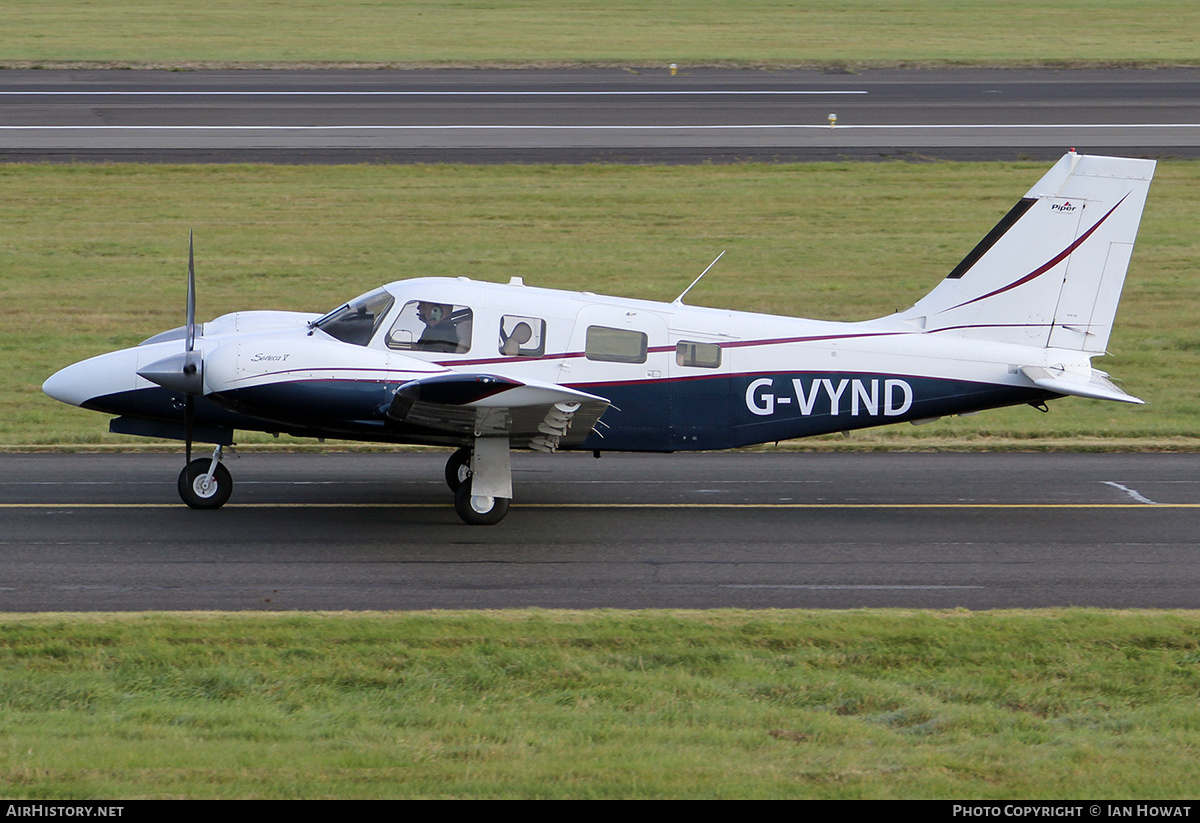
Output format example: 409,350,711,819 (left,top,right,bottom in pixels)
899,152,1155,354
